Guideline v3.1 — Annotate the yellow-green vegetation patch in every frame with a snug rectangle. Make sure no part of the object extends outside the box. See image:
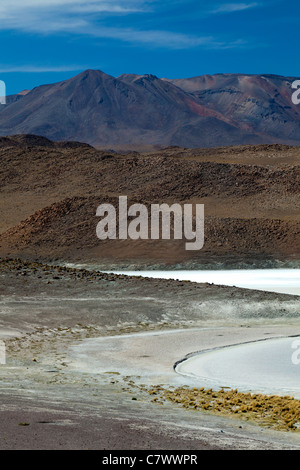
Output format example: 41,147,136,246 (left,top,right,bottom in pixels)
146,385,300,432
